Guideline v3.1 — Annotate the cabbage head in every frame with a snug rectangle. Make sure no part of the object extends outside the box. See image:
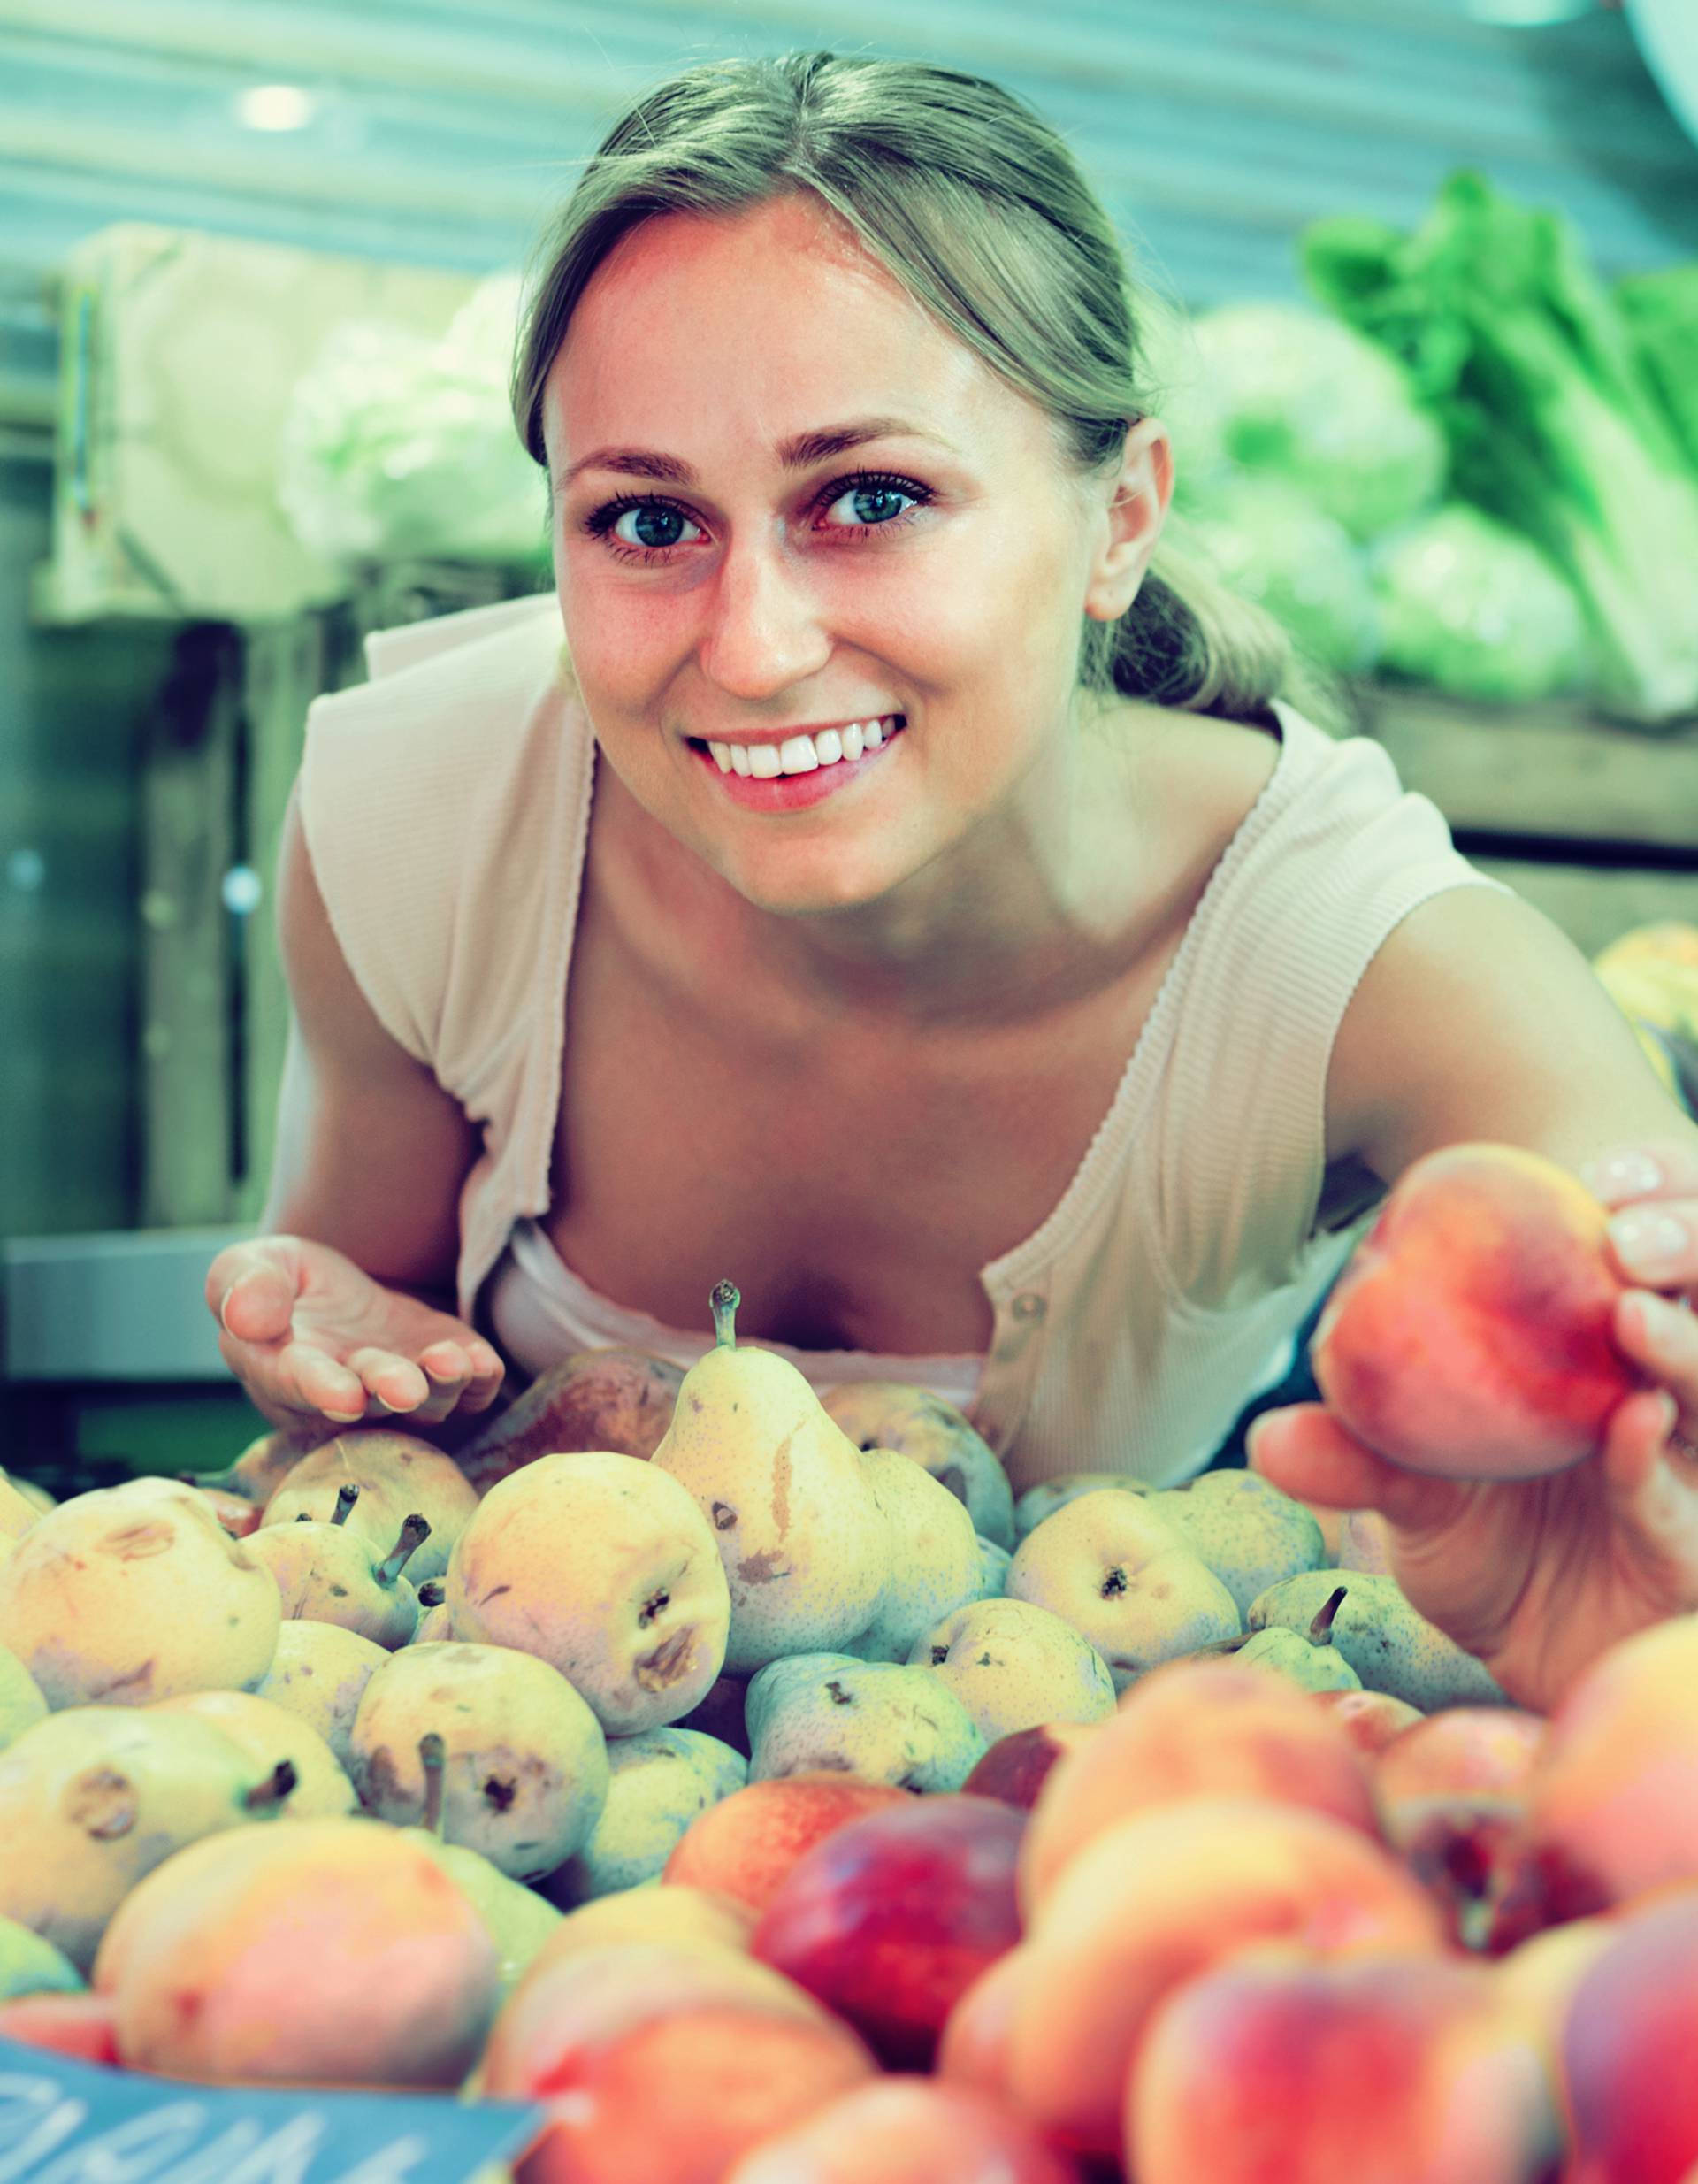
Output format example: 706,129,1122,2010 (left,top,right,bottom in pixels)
1185,474,1383,676
1189,302,1447,541
1371,505,1590,704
